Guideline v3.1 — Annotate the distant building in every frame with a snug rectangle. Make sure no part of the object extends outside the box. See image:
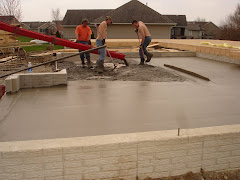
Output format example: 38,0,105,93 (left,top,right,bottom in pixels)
186,21,220,39
164,15,187,39
0,16,19,25
62,9,112,39
0,16,19,44
21,22,57,35
185,23,205,39
62,0,180,39
195,22,220,39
